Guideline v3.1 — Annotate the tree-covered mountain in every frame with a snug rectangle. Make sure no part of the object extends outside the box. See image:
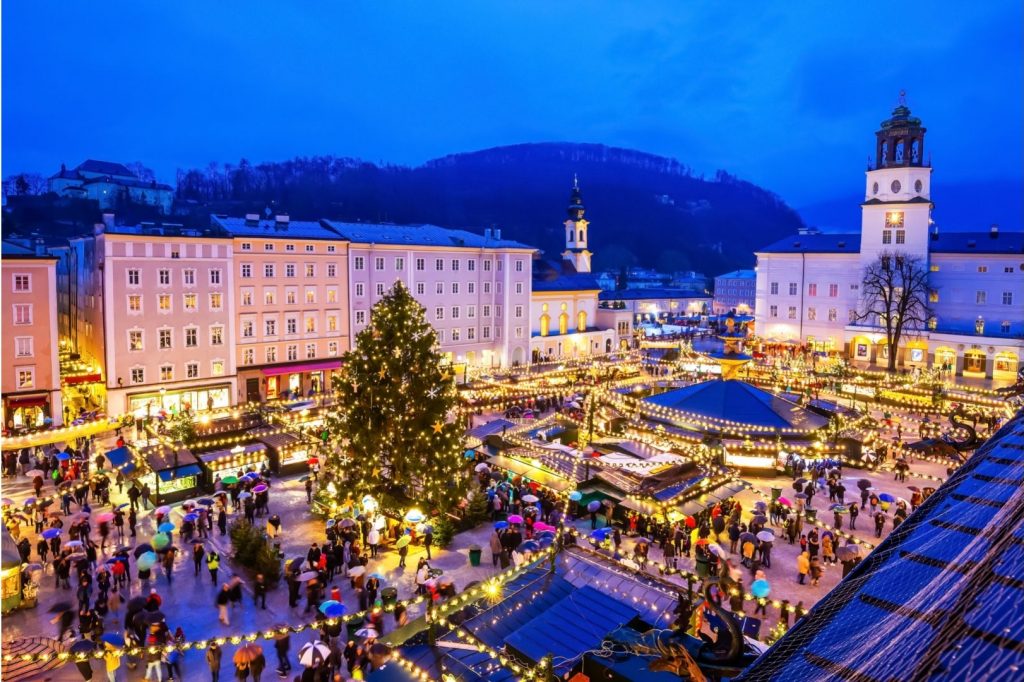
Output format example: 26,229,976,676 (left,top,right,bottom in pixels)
175,143,805,274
